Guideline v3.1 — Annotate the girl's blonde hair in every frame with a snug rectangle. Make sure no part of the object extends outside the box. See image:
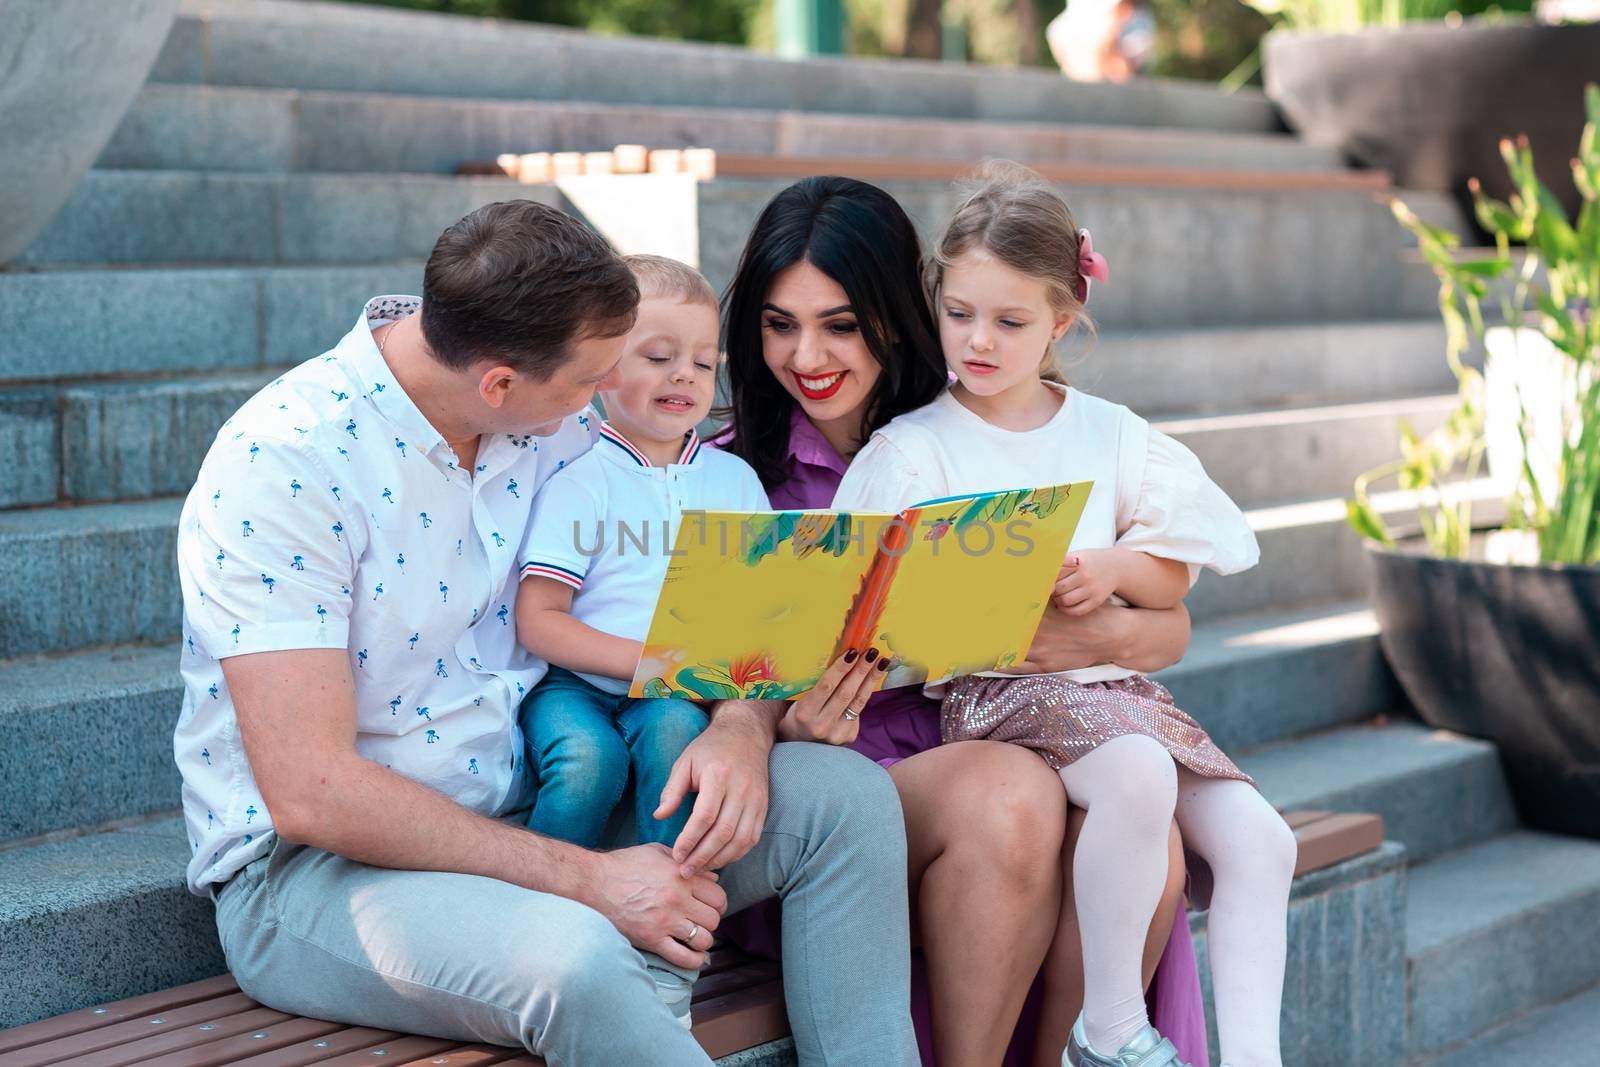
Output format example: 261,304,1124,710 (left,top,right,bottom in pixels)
926,160,1096,384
